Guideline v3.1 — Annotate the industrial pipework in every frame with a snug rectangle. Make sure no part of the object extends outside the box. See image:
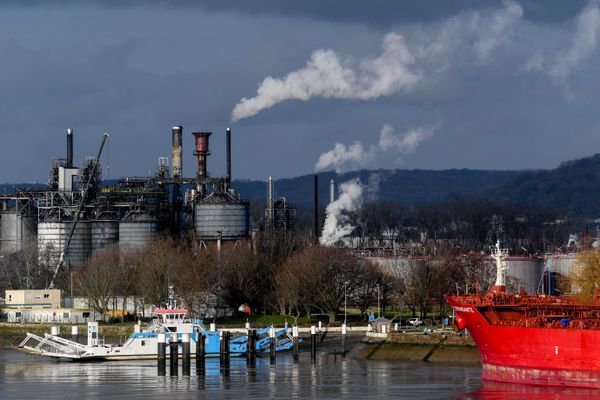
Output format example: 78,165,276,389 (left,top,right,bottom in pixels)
192,132,211,179
172,126,183,179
